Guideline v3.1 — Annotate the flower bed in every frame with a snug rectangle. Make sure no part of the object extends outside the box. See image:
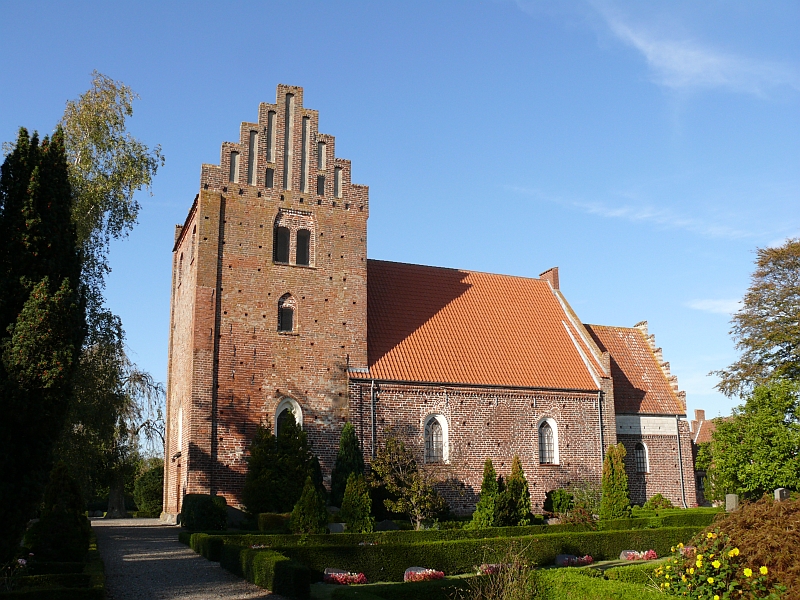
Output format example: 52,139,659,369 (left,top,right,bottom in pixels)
564,555,593,567
324,571,367,585
621,549,658,561
404,568,445,582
